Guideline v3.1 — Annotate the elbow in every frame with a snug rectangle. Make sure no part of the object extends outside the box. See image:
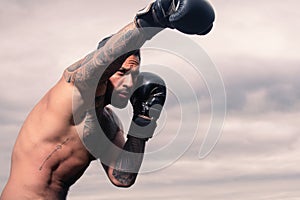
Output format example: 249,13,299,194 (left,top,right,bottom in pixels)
108,168,136,188
111,178,136,188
